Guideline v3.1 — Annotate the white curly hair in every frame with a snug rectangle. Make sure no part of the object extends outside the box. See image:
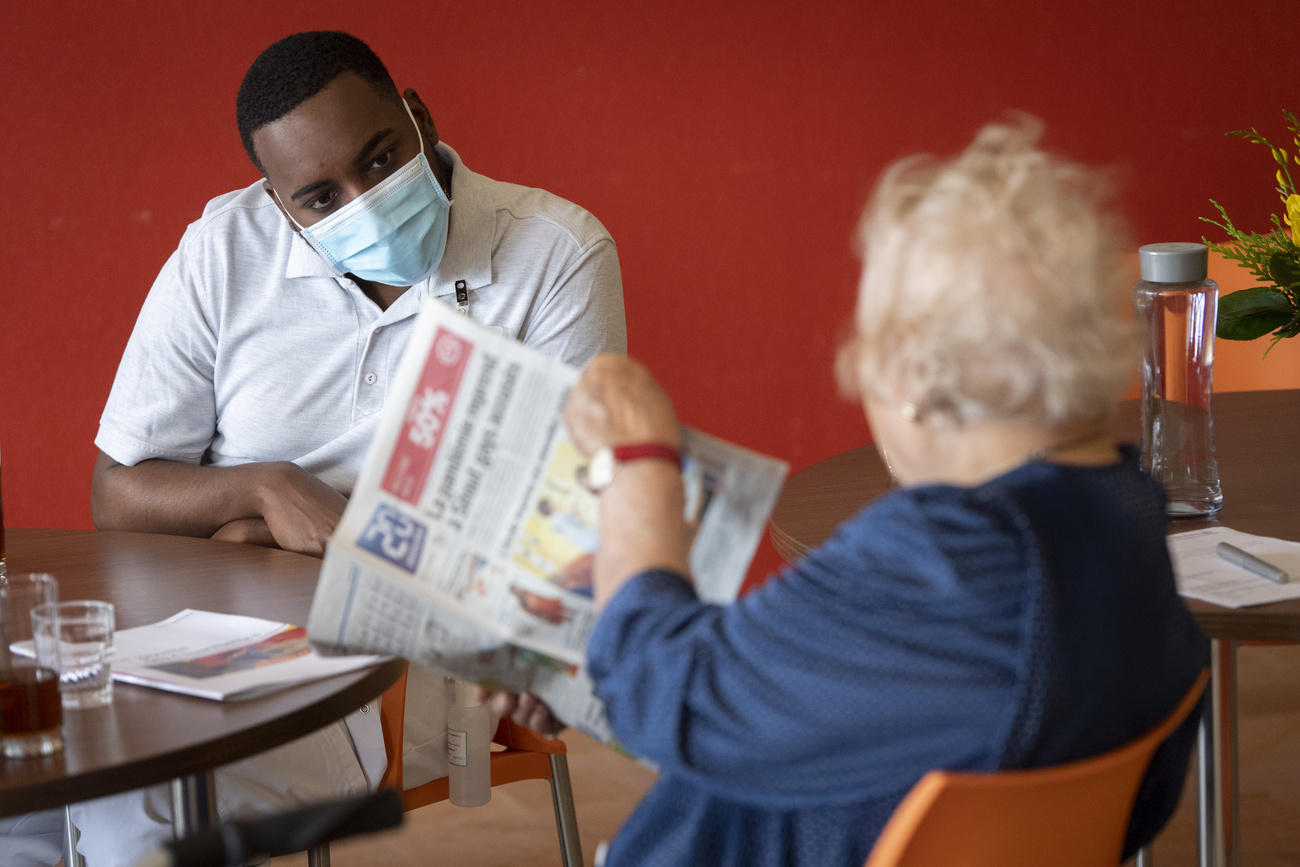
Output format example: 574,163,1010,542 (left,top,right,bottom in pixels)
838,115,1139,427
